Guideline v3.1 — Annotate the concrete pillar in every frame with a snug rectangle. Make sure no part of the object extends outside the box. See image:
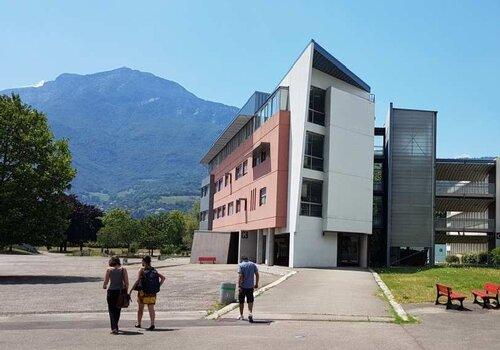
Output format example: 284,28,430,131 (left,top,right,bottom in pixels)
265,229,274,266
360,234,368,268
238,230,257,263
256,230,264,264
